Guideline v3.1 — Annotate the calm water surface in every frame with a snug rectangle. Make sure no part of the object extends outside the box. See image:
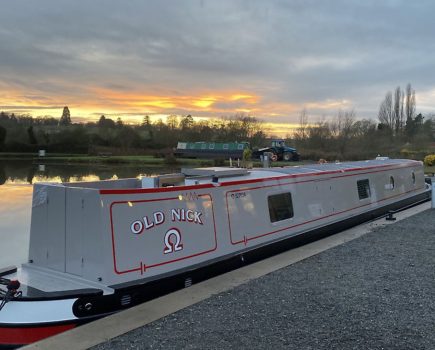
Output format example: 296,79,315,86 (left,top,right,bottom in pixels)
0,160,176,267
